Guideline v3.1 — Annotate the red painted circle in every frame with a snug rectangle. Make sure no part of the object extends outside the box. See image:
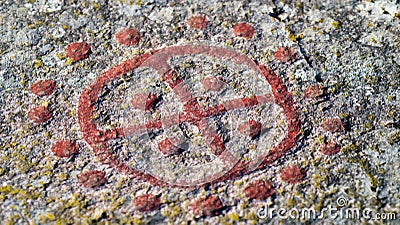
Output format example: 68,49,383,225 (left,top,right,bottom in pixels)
77,44,300,187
